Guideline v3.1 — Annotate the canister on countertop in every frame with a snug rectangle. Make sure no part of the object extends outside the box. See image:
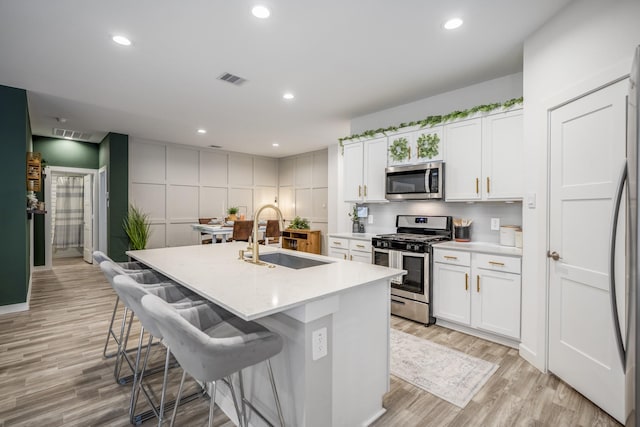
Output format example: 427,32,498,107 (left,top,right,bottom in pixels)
499,225,520,246
514,230,523,248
